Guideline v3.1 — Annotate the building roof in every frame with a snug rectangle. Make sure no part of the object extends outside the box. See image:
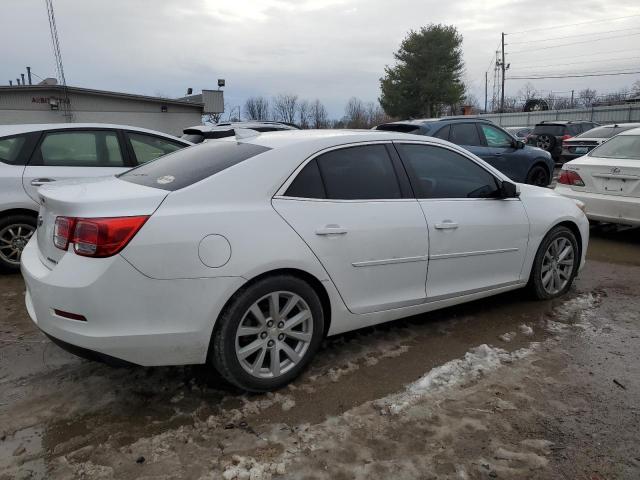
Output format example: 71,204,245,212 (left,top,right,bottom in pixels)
0,85,204,109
